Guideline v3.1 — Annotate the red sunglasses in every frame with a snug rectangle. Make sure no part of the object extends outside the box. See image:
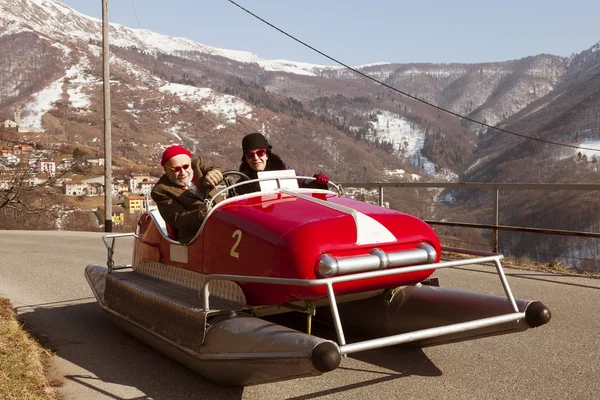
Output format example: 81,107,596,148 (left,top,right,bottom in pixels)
245,148,267,159
165,163,190,173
